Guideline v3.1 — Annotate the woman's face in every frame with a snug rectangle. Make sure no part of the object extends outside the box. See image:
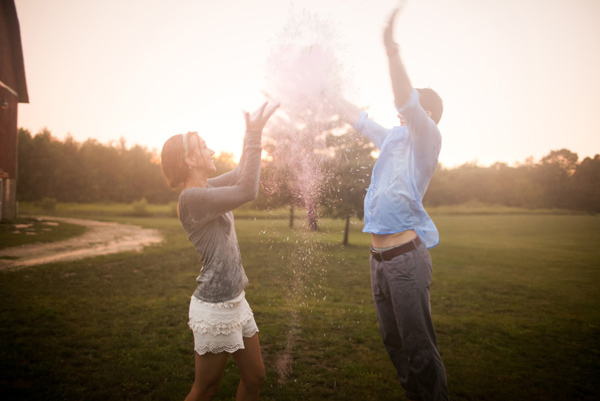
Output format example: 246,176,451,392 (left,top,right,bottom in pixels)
188,132,216,174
